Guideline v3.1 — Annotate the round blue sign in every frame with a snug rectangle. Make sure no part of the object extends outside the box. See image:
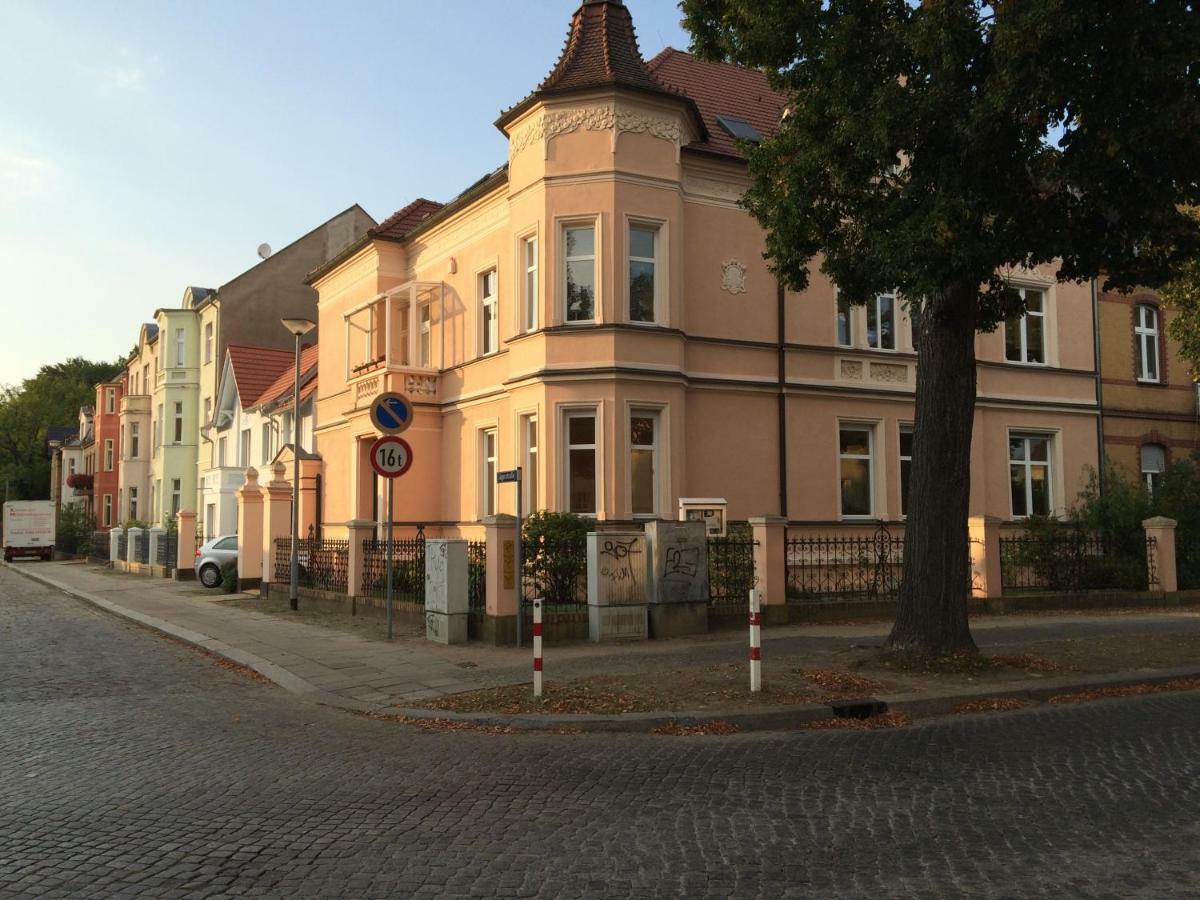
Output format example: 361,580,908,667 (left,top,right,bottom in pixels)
369,392,414,435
